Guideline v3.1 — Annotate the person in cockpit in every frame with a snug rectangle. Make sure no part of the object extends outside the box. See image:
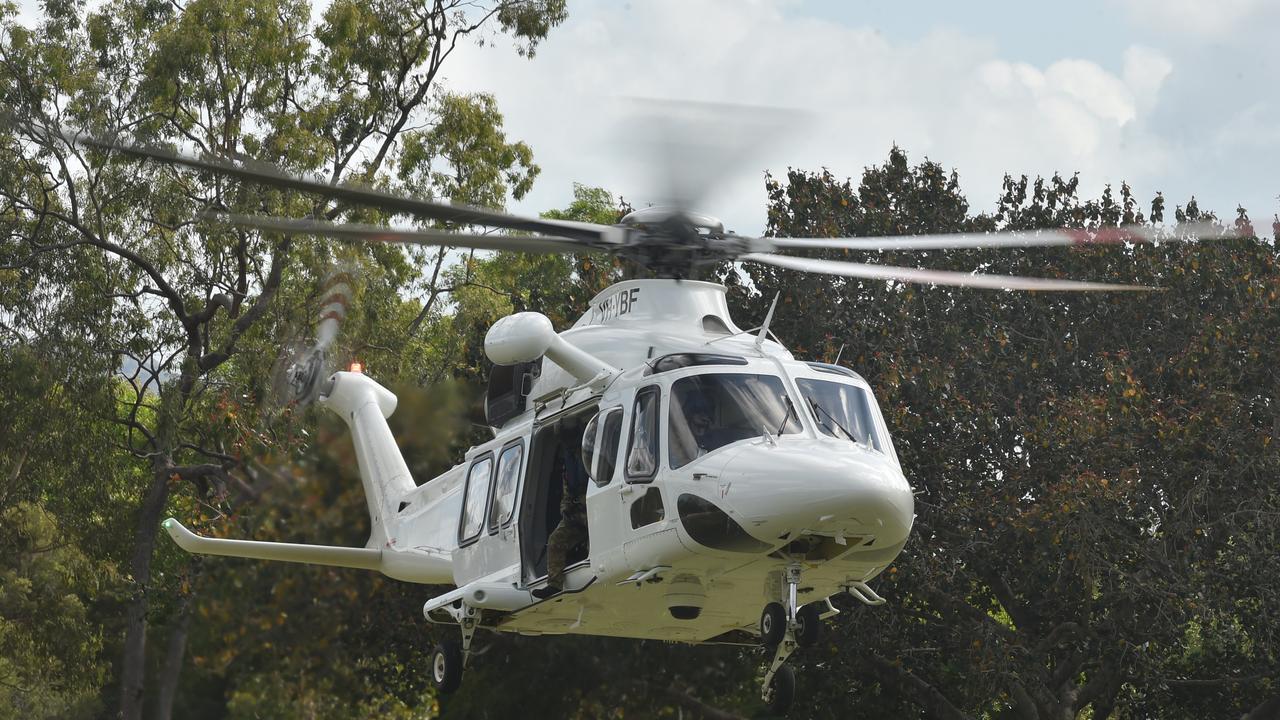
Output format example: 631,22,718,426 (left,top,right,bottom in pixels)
675,388,732,462
688,405,717,456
